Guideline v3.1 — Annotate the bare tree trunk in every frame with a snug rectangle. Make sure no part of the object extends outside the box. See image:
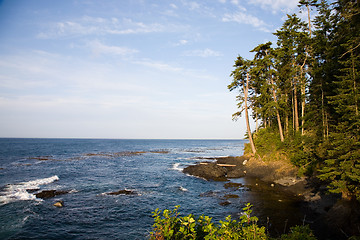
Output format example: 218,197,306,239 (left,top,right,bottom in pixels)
255,114,259,132
292,87,295,132
321,84,326,139
294,83,300,132
244,73,256,154
270,77,284,142
301,84,306,136
285,93,289,136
